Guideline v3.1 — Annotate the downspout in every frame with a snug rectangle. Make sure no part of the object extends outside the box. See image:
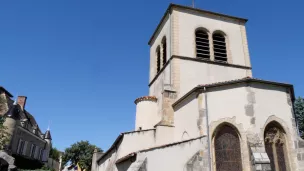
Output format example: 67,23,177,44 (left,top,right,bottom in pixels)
204,87,212,171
